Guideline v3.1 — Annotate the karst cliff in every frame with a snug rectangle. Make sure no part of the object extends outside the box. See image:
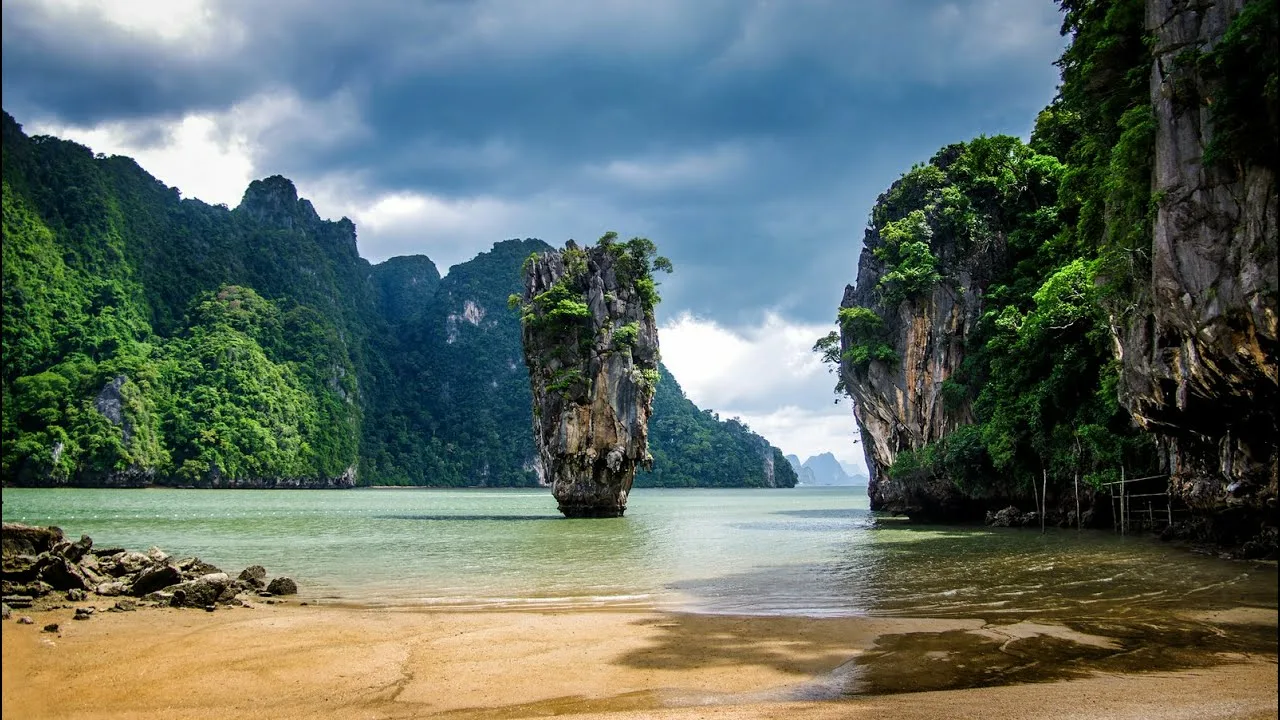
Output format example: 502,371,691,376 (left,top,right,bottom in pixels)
519,236,666,517
832,0,1277,552
1112,0,1277,537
